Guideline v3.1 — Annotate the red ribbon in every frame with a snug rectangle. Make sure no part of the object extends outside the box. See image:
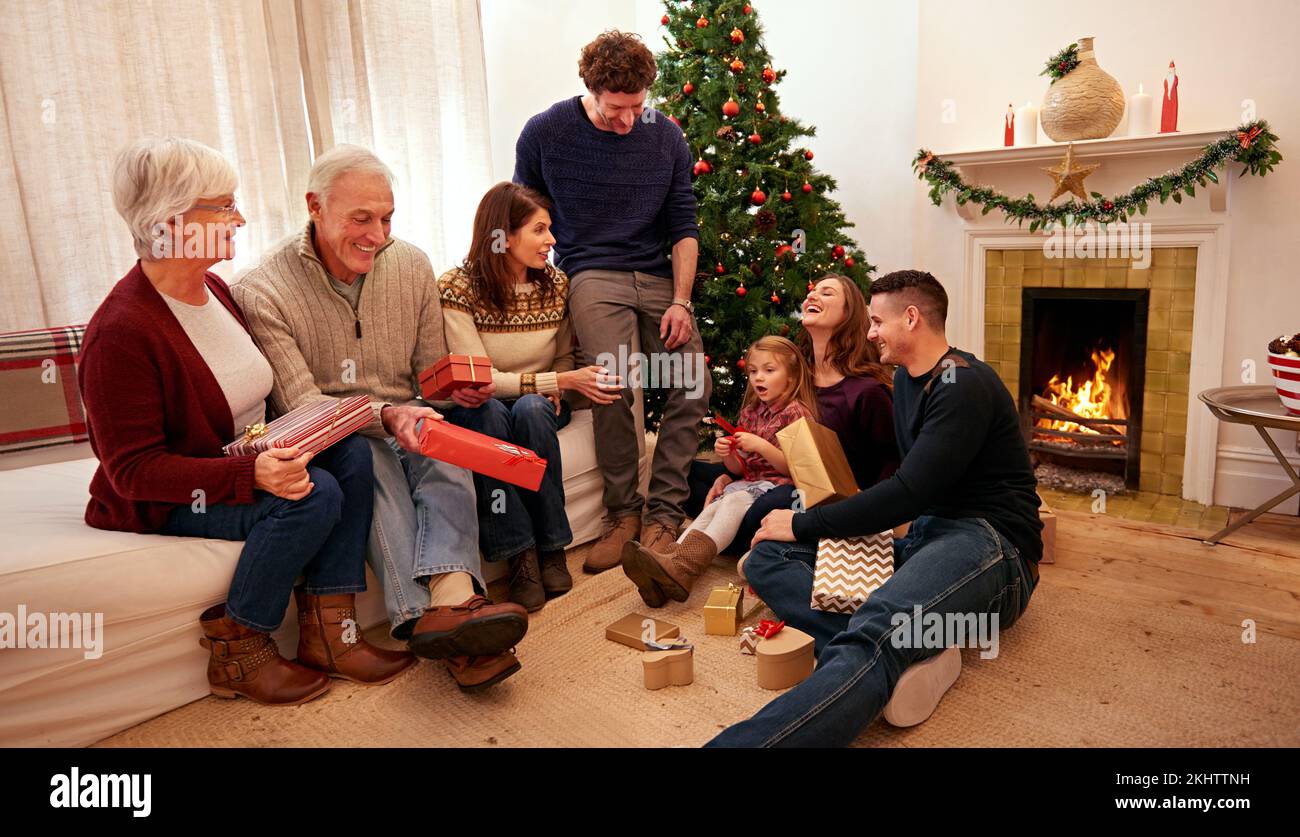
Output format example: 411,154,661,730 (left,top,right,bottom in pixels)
498,444,546,468
1238,125,1263,148
754,619,785,638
